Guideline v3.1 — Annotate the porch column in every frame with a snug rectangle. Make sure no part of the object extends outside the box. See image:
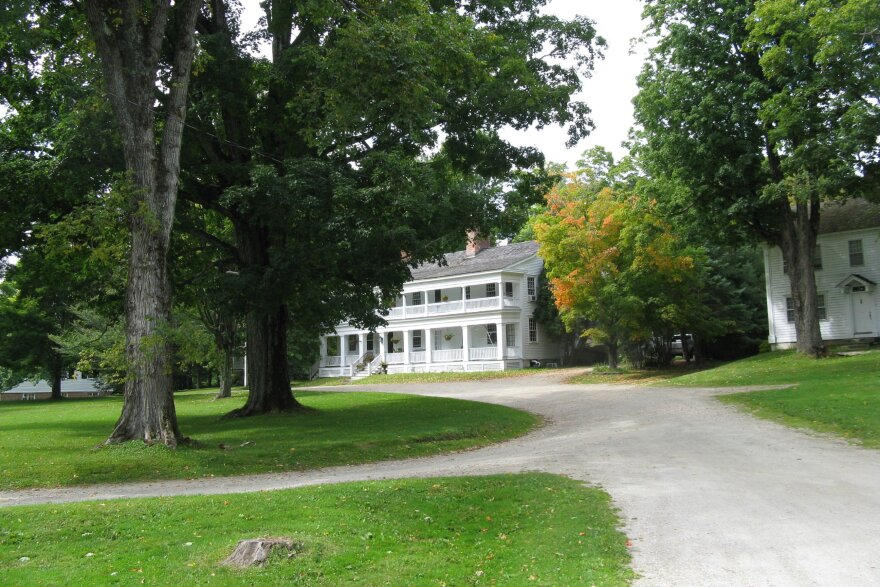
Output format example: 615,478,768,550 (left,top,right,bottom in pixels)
403,329,411,366
462,325,470,368
380,332,387,362
320,336,327,366
359,333,367,357
425,328,433,365
496,321,504,361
